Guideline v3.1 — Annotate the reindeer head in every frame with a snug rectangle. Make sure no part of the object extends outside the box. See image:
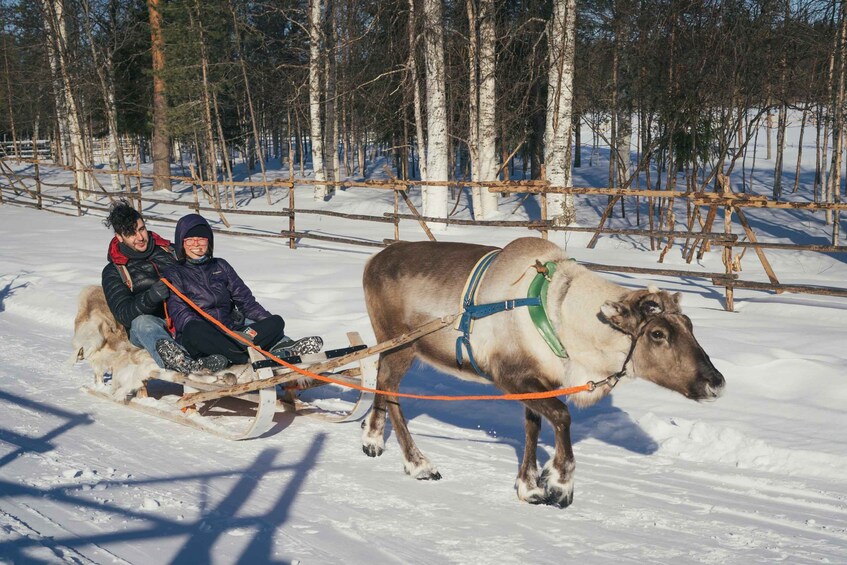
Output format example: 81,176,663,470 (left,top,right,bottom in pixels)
600,287,725,401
